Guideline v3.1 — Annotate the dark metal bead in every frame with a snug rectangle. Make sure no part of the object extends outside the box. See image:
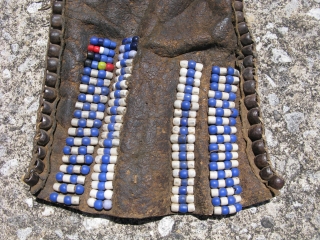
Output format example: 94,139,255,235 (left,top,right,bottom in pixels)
39,114,52,130
36,146,46,159
243,55,254,68
33,159,45,174
247,108,260,125
234,1,243,11
45,72,58,87
243,80,256,95
48,44,61,58
243,67,255,80
51,14,63,28
242,44,253,56
268,175,285,190
37,129,50,146
43,87,57,102
50,29,62,44
84,59,92,67
252,139,266,155
248,124,262,141
238,22,249,35
52,1,63,14
47,58,59,72
24,170,39,186
236,11,244,22
254,154,269,169
244,94,258,110
240,33,253,46
41,101,52,115
259,166,274,180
